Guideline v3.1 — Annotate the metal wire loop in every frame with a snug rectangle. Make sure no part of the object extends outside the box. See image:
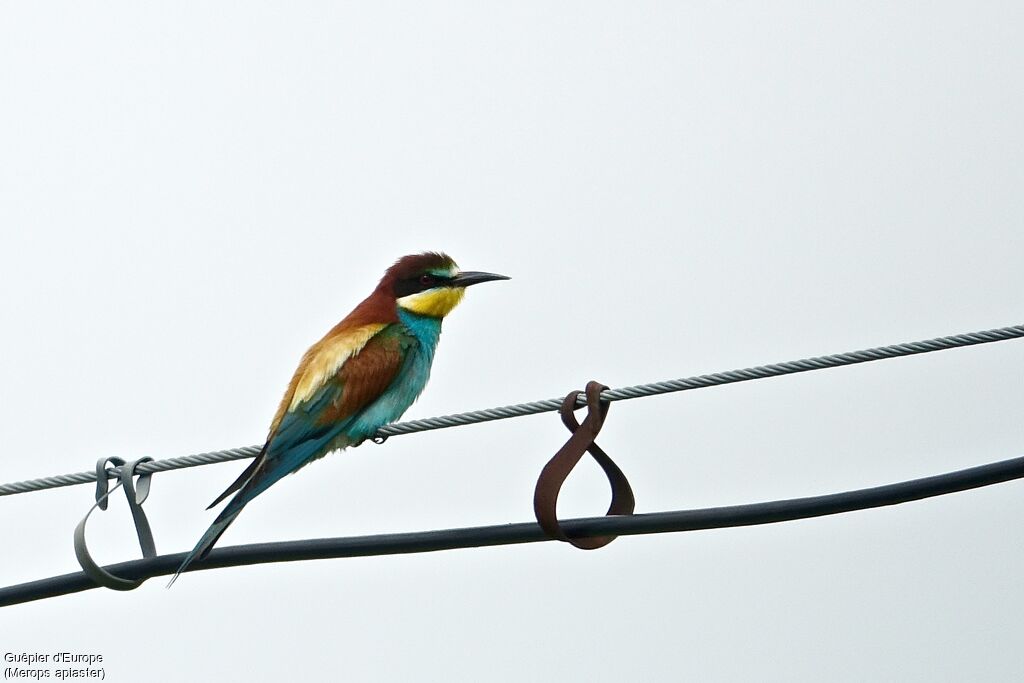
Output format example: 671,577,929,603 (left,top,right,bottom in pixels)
534,381,636,549
73,456,159,591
